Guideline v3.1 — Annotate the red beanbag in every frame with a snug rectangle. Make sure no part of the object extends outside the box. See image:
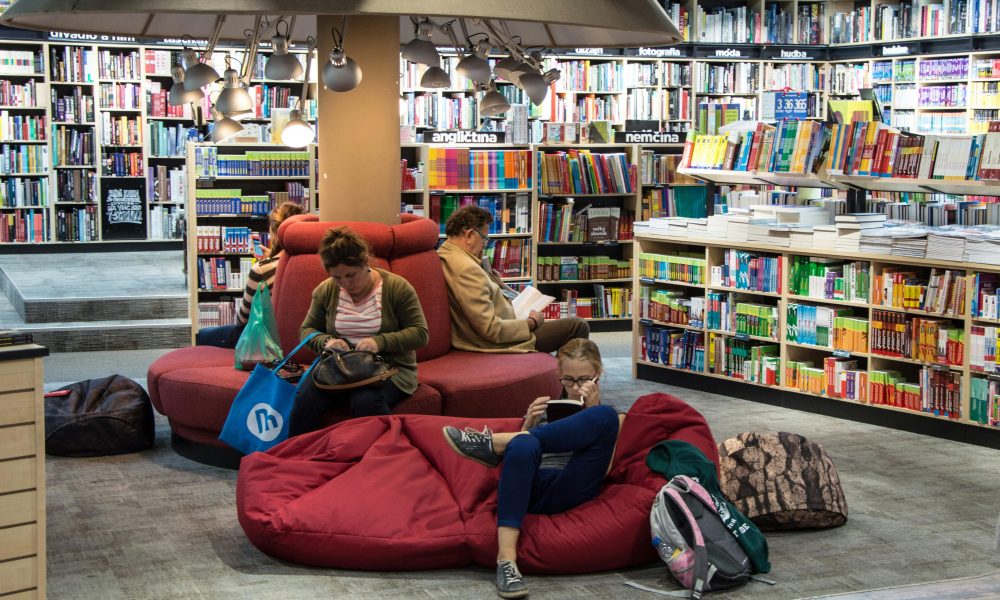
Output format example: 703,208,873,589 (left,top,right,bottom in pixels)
236,393,718,574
